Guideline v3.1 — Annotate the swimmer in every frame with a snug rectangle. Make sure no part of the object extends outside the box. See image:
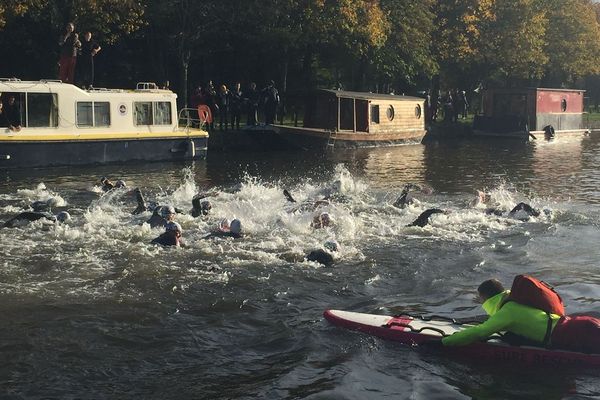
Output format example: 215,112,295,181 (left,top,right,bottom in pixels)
507,202,542,220
393,185,415,209
2,210,70,228
191,195,212,217
393,183,432,209
283,189,330,213
311,212,333,229
131,188,154,215
283,189,296,203
100,177,126,192
151,221,184,247
146,205,176,229
30,197,60,213
306,240,340,266
203,218,243,239
407,208,445,227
